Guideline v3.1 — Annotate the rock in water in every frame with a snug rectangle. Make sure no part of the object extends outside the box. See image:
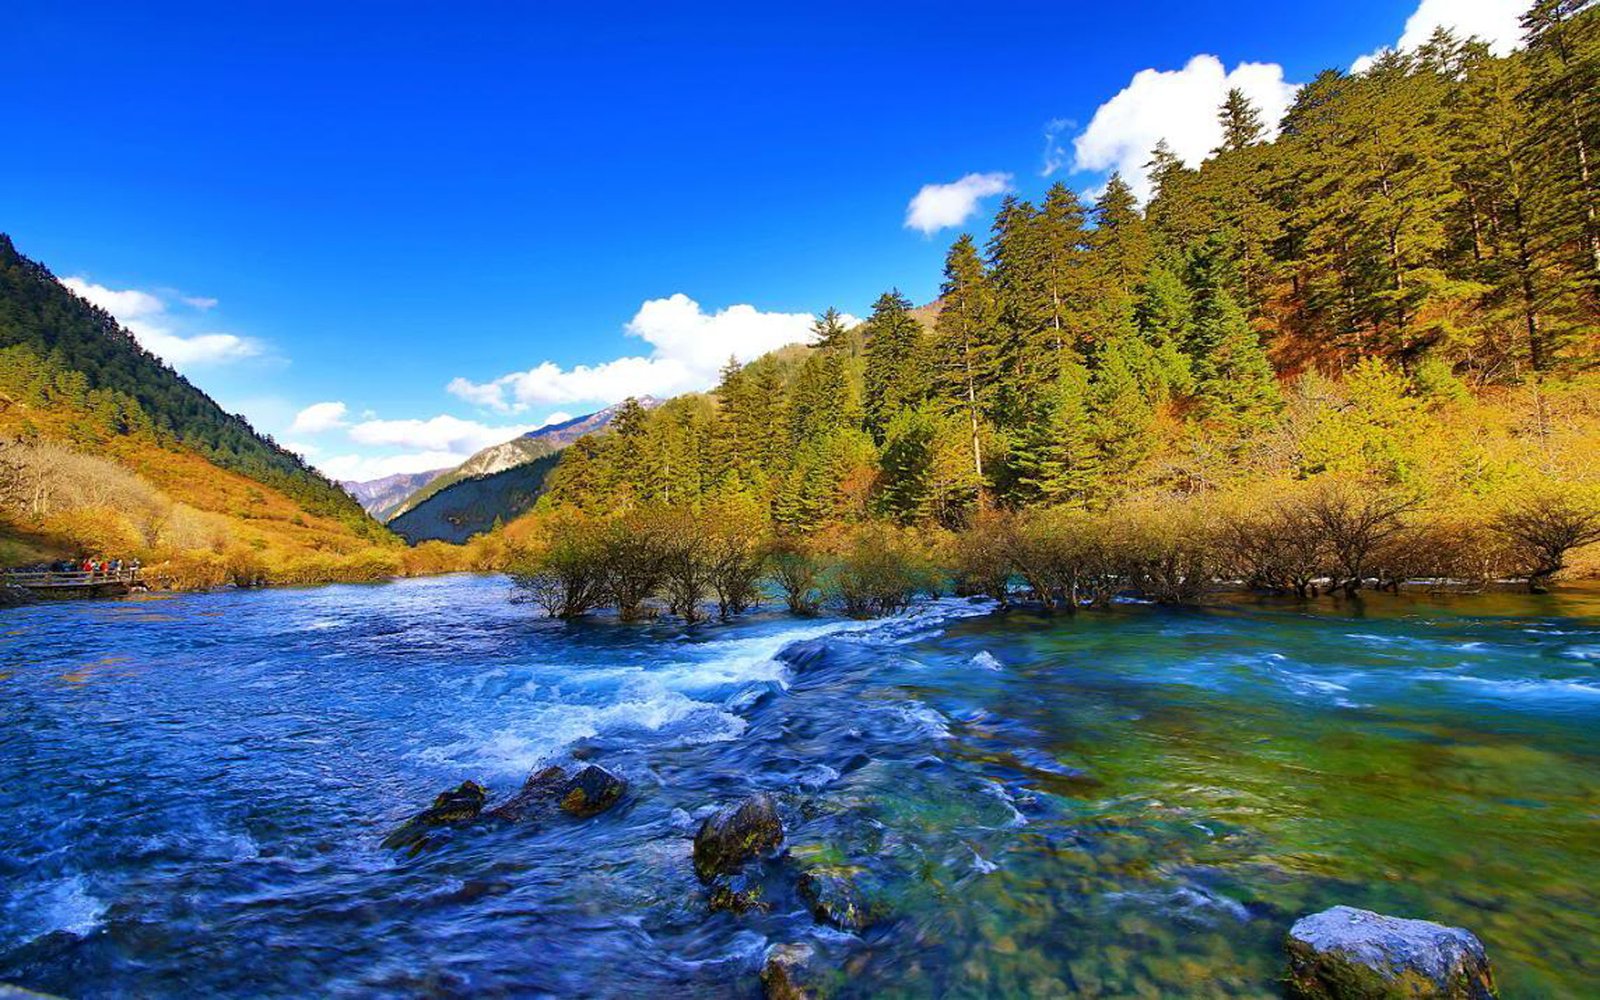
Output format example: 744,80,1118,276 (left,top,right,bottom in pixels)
559,764,627,818
693,793,783,881
797,866,884,931
488,764,627,822
707,873,768,914
381,781,488,853
1285,906,1497,999
487,766,568,822
760,943,818,1000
